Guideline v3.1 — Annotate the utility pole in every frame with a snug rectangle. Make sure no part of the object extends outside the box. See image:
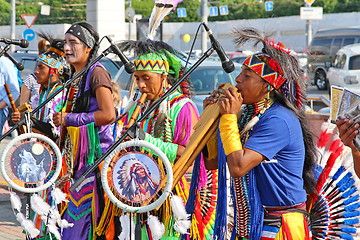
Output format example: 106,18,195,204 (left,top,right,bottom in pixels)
128,0,132,40
304,0,315,47
10,0,16,52
201,0,208,54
